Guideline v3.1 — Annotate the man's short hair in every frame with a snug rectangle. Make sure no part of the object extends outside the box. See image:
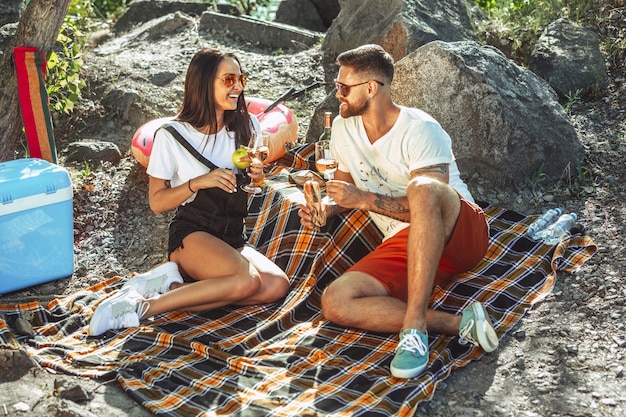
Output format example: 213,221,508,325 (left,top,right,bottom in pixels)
336,44,394,83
